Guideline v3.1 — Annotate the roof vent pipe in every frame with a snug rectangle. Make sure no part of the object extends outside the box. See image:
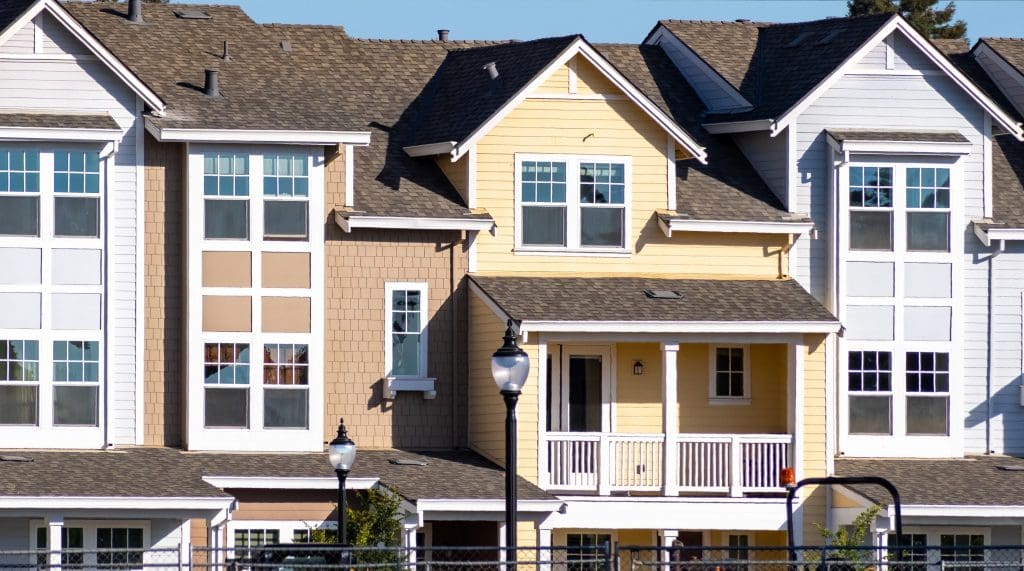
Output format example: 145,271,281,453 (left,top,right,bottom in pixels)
128,0,143,23
483,61,499,80
222,40,232,61
204,69,221,97
437,29,449,42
